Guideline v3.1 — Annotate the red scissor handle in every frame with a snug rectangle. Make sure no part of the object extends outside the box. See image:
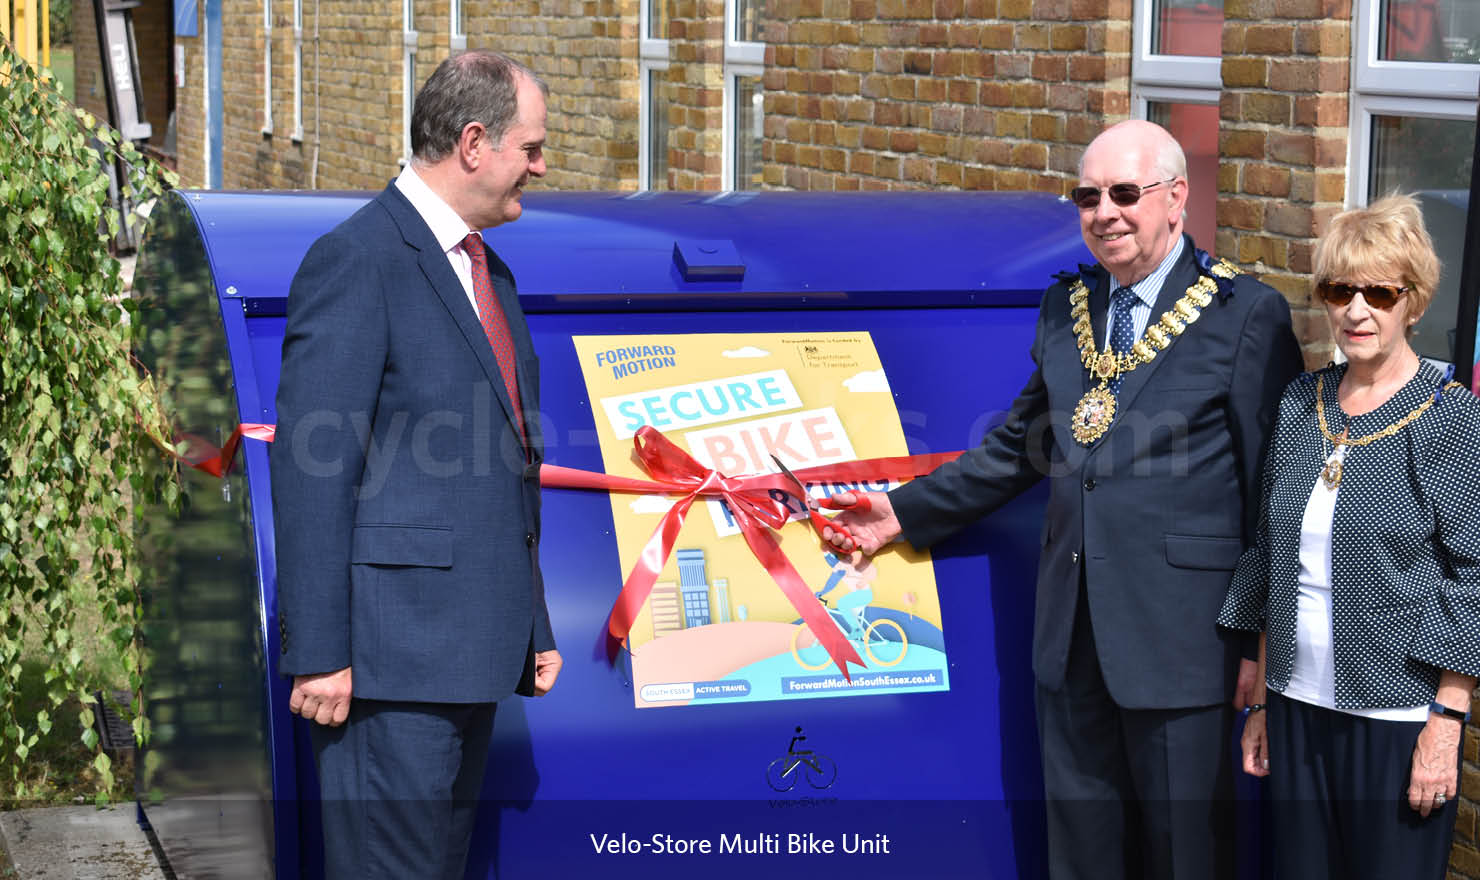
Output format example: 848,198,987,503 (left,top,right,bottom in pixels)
817,493,872,514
